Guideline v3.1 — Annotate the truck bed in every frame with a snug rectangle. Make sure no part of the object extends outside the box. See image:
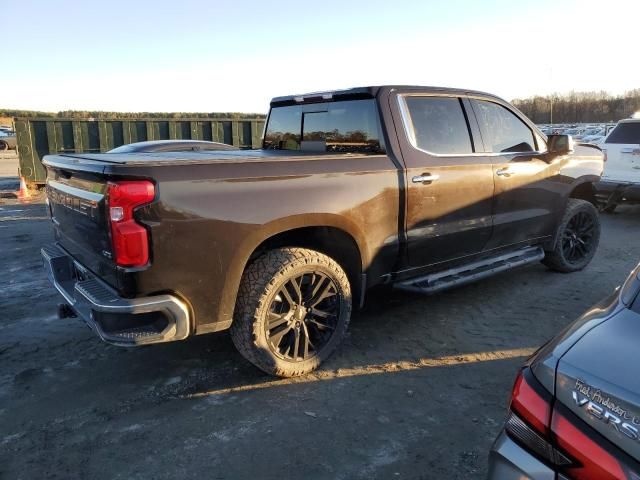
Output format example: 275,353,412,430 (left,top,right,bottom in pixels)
44,149,383,169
